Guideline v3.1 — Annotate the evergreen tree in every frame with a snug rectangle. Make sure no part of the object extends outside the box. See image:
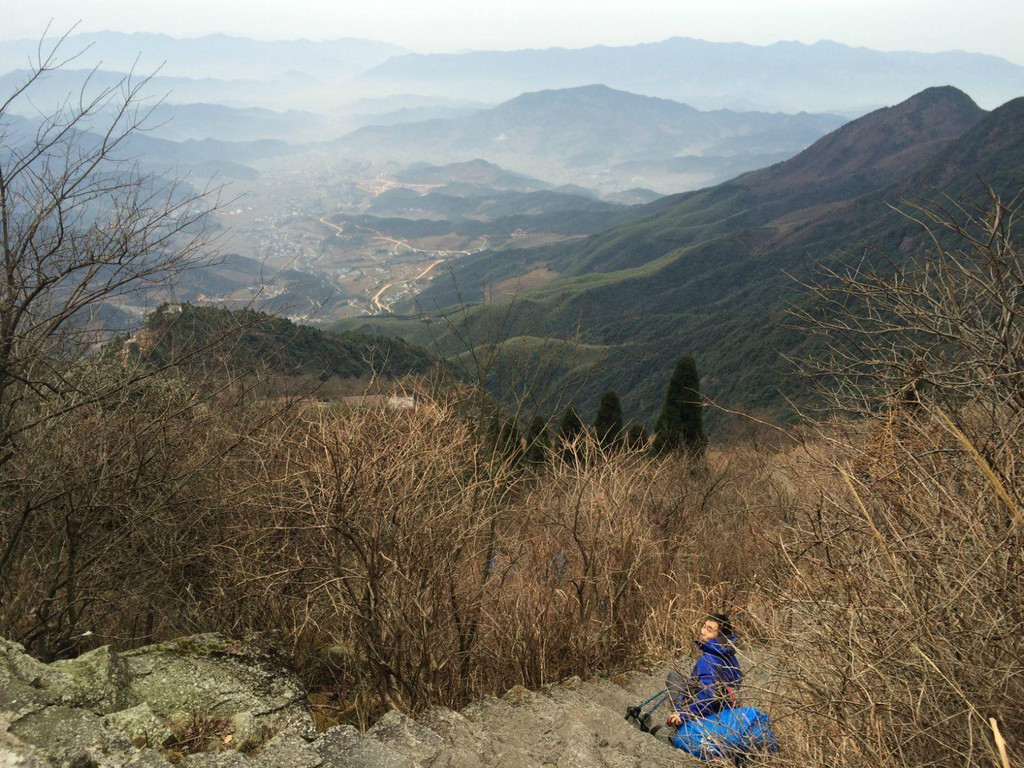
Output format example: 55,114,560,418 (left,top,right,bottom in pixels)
523,415,549,465
594,389,624,451
558,406,584,464
653,355,707,455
